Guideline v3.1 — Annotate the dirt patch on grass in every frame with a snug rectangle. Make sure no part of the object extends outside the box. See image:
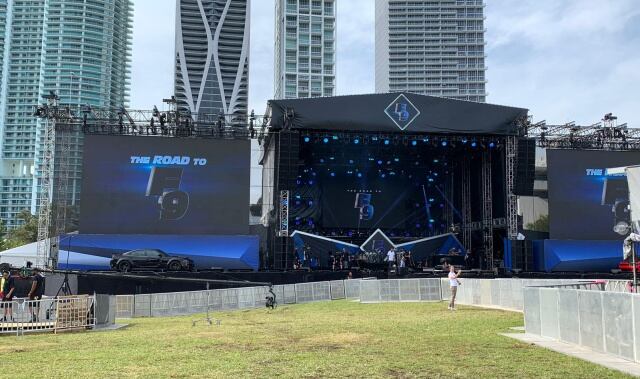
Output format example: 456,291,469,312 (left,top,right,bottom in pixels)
298,332,371,351
1,342,57,354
